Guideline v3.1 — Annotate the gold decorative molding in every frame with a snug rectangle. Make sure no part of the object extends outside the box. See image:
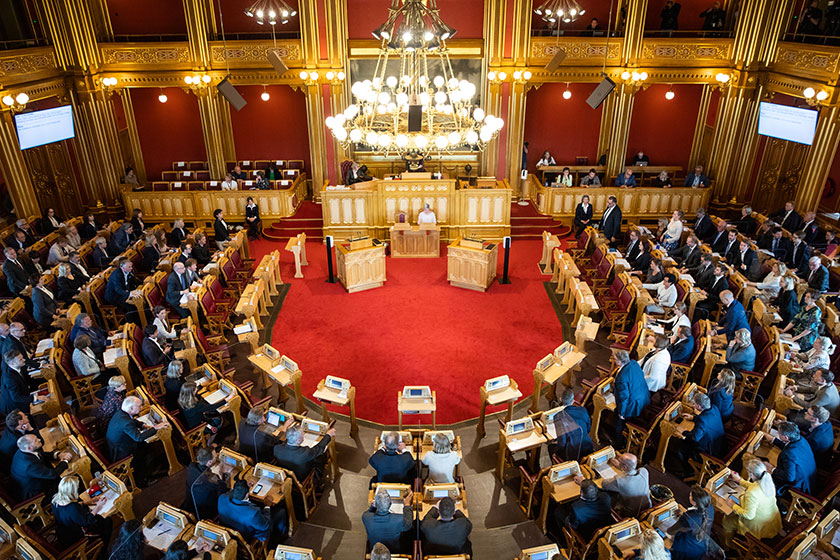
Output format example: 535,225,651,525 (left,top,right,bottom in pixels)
100,43,192,68
348,39,484,59
209,40,303,68
773,42,840,84
640,39,732,67
0,48,59,85
764,71,835,101
529,38,621,65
